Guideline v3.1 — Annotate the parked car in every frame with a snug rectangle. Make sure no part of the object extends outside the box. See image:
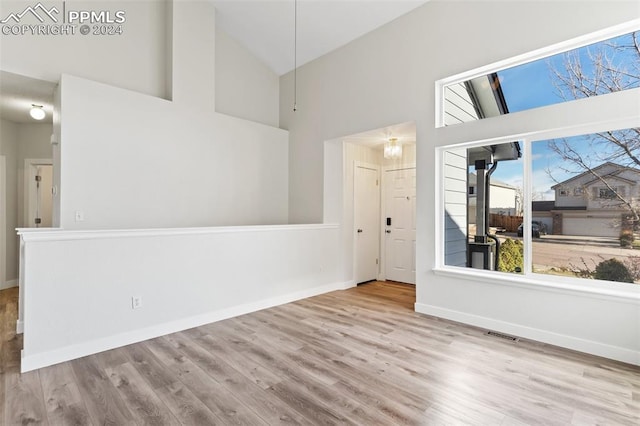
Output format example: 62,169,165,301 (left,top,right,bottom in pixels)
517,221,547,238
